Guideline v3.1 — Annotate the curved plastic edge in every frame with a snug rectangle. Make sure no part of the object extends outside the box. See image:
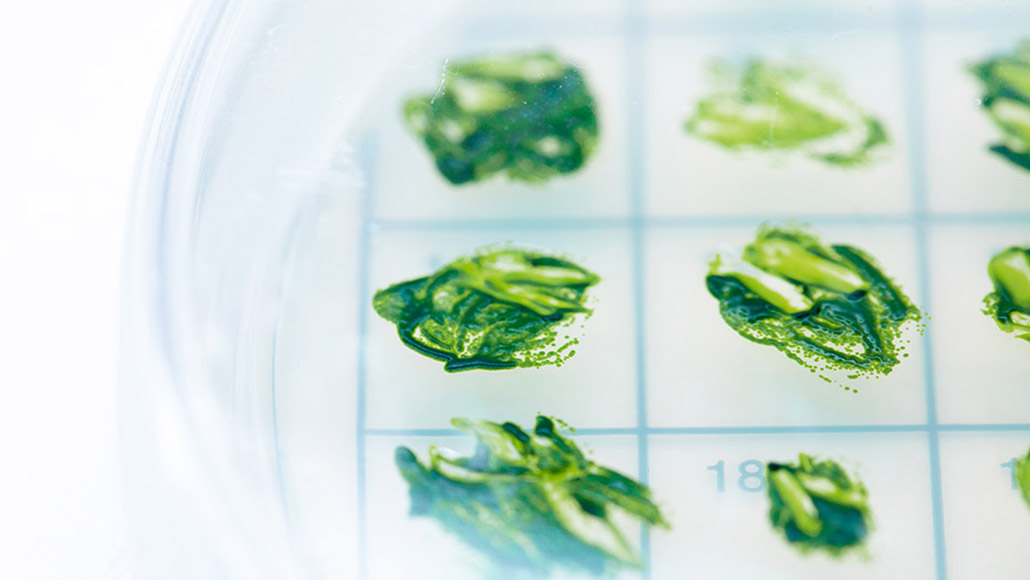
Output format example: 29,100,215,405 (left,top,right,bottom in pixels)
119,2,296,580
